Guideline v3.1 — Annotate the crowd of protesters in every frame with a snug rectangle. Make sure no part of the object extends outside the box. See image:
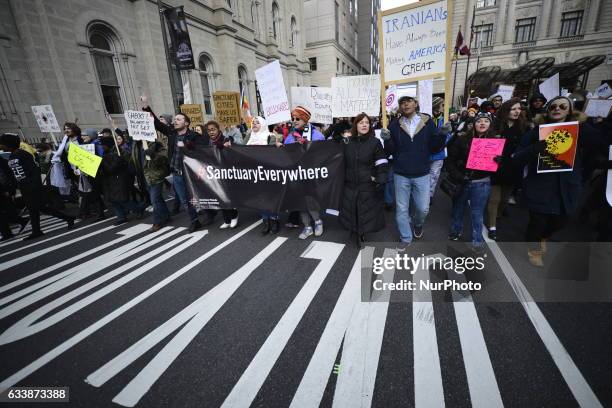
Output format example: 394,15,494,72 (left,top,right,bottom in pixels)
1,90,610,267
